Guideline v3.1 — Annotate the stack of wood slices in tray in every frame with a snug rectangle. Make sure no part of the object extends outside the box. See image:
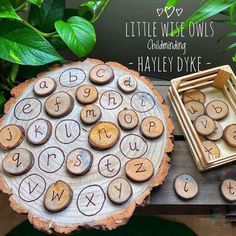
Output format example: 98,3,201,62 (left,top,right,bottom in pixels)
169,66,236,171
0,59,173,234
